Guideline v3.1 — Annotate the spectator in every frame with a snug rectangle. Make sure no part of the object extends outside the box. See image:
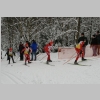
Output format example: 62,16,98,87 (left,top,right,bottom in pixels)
19,42,24,61
90,35,98,56
96,31,100,55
